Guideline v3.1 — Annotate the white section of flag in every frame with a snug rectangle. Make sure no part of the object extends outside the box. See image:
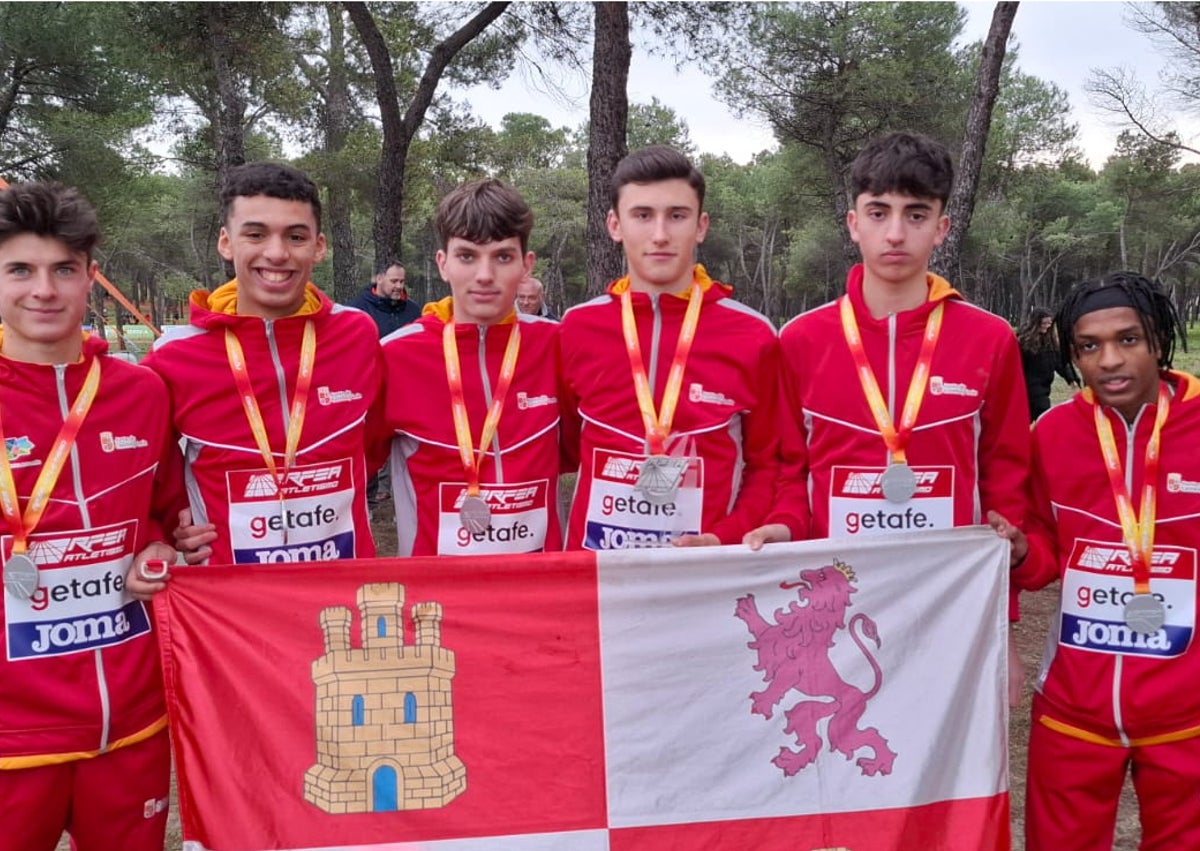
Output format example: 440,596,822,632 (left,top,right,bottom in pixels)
596,526,1009,829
